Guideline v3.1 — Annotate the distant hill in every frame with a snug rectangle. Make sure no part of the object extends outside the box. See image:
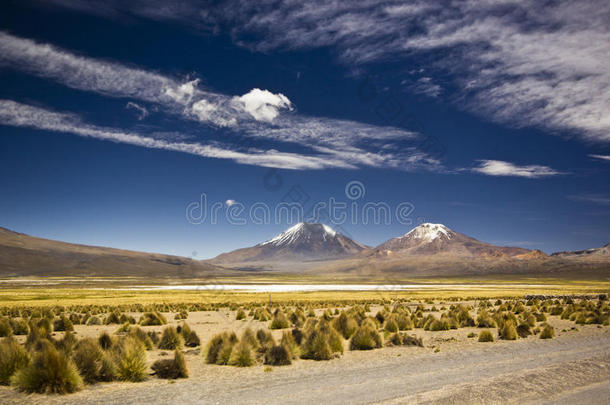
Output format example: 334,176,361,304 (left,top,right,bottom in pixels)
0,227,233,278
0,224,608,279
